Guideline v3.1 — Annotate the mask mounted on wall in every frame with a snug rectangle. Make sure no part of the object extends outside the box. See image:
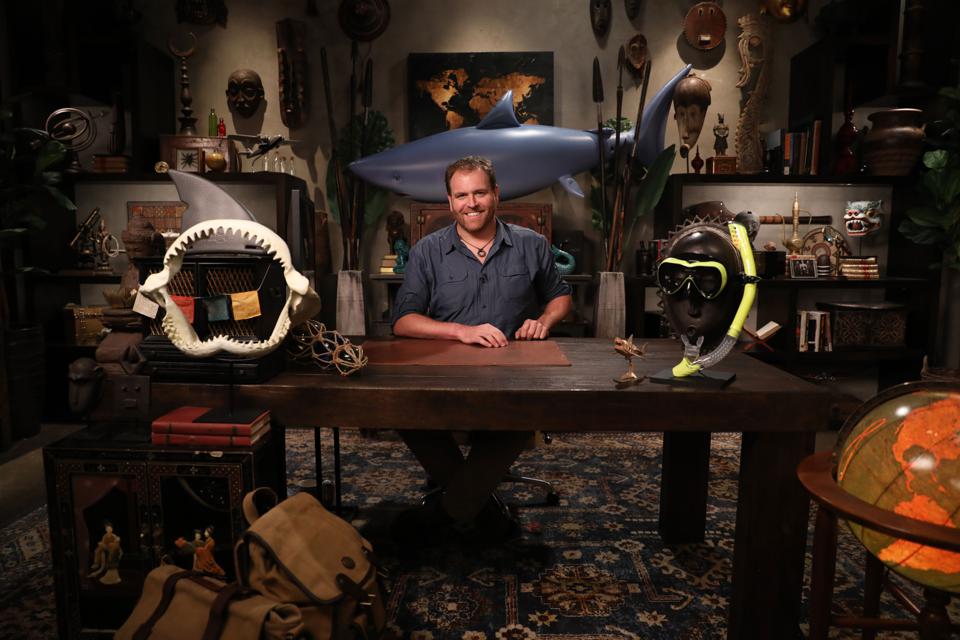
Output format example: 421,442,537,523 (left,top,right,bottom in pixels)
759,0,807,22
68,358,105,416
226,69,265,118
672,73,712,149
590,0,612,38
658,221,757,379
625,0,641,20
276,19,309,129
844,200,883,237
683,1,726,50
